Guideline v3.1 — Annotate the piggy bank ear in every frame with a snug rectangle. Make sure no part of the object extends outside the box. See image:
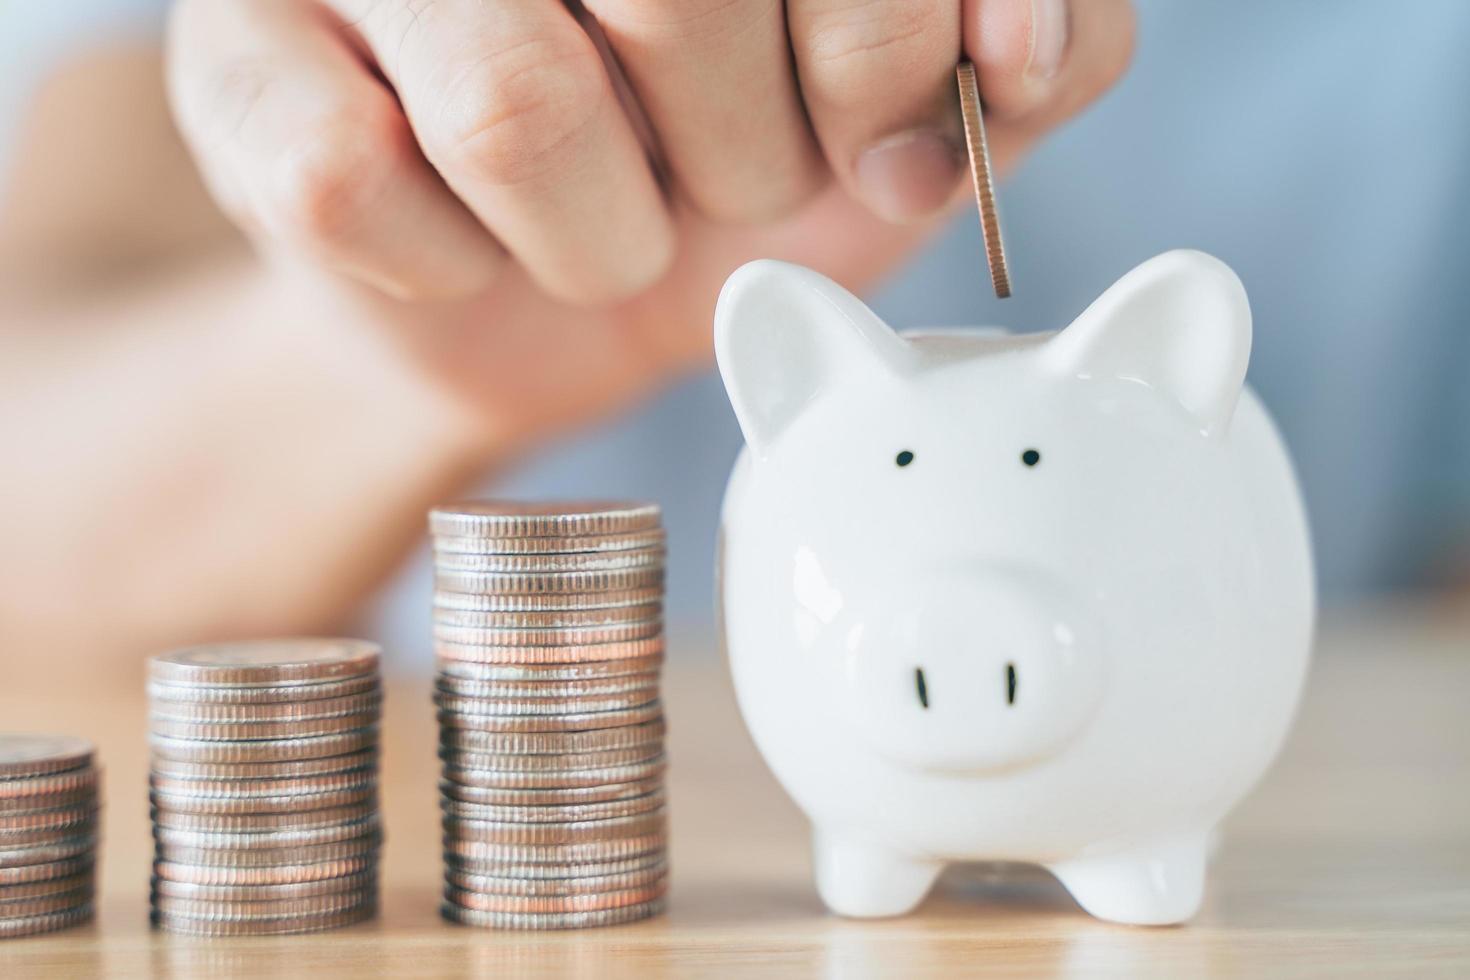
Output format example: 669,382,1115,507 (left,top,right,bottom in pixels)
715,260,911,453
1043,250,1252,436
